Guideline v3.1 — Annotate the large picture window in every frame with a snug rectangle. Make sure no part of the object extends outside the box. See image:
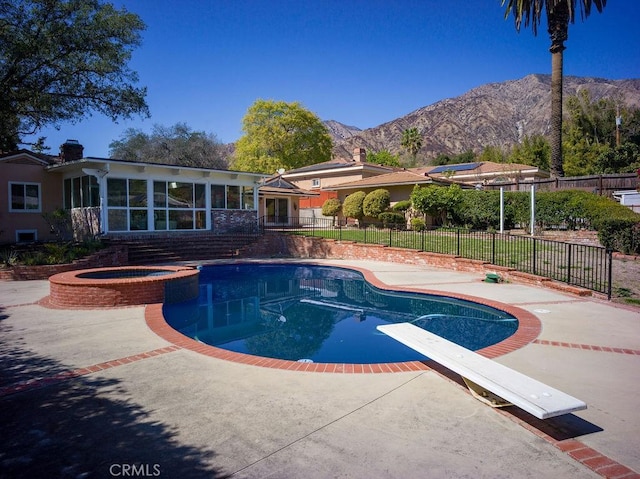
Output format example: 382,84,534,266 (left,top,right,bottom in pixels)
107,178,148,231
153,181,206,230
9,182,41,212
